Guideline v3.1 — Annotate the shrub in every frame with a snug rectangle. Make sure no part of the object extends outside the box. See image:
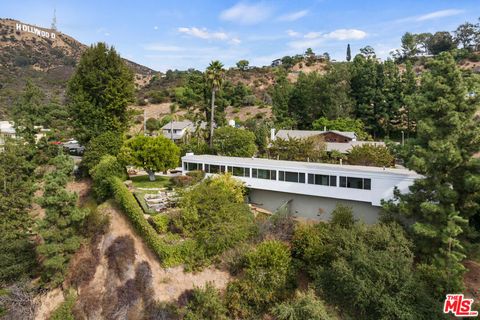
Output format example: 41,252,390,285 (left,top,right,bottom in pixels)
226,240,292,316
151,214,169,234
329,204,356,228
171,175,194,187
271,289,333,320
90,155,126,201
183,283,228,320
49,289,76,320
212,127,257,157
347,144,394,167
185,170,205,183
